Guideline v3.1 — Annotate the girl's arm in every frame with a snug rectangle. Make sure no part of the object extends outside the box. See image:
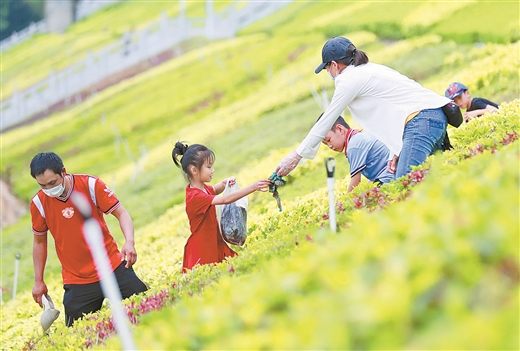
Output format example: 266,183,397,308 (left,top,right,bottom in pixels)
211,179,270,205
